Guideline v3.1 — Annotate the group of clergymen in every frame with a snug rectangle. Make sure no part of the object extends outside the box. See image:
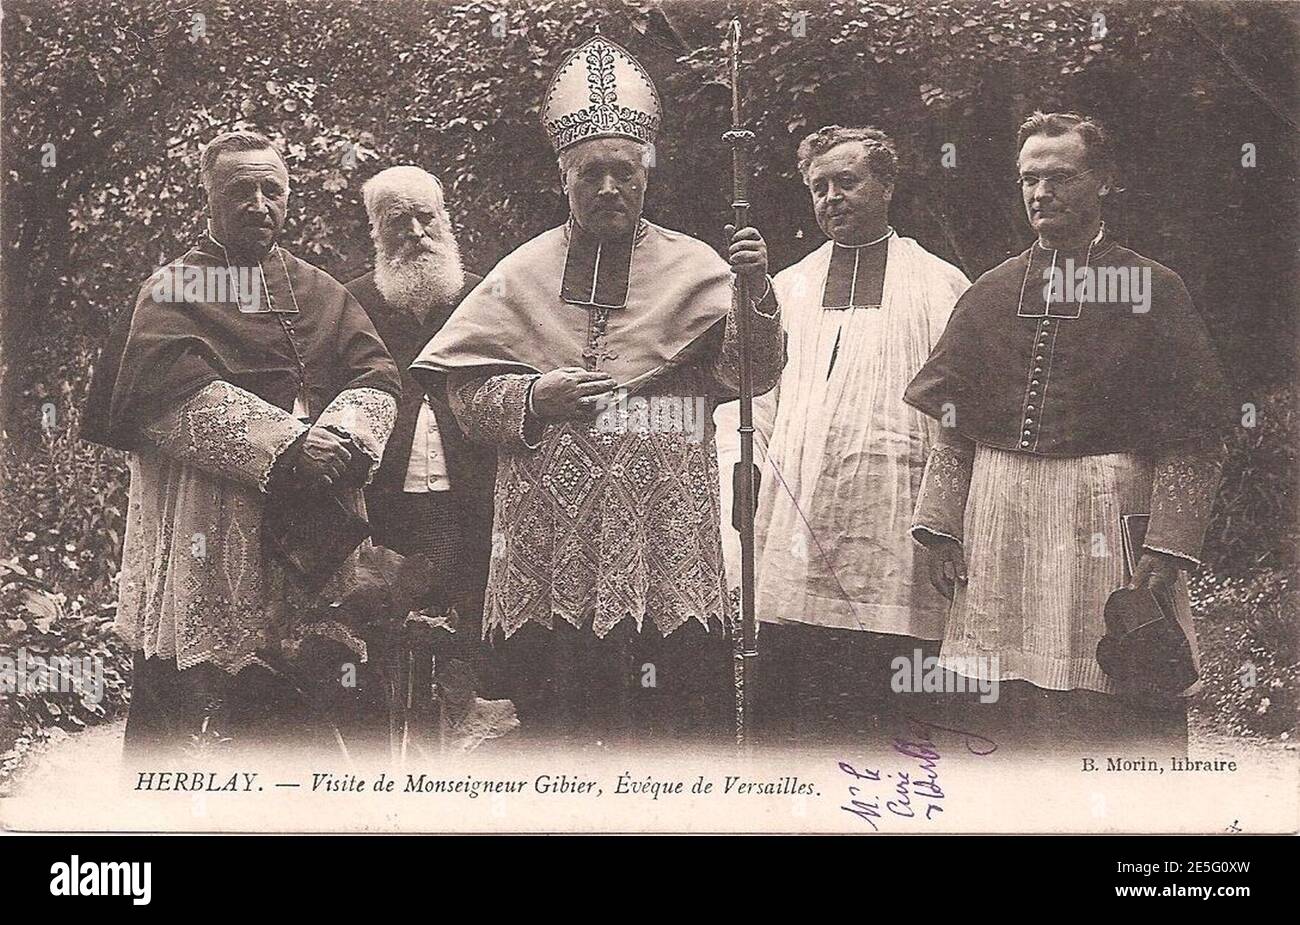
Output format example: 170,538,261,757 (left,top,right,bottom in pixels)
85,35,1230,758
